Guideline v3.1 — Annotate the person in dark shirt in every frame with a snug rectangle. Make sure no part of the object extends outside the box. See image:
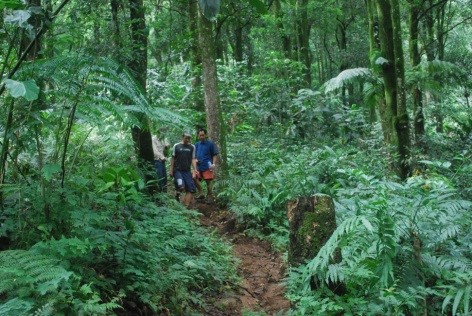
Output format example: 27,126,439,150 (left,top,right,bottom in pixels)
169,131,197,207
195,128,219,203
